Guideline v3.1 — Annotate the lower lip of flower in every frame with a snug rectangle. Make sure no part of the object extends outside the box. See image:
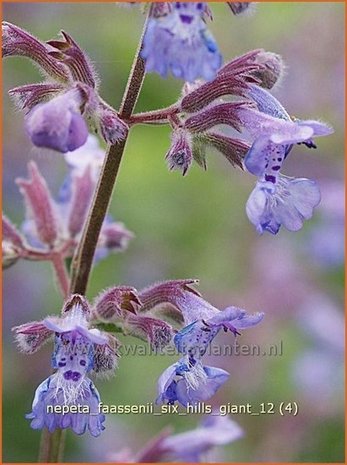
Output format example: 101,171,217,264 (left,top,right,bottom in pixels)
180,14,193,24
63,370,82,381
